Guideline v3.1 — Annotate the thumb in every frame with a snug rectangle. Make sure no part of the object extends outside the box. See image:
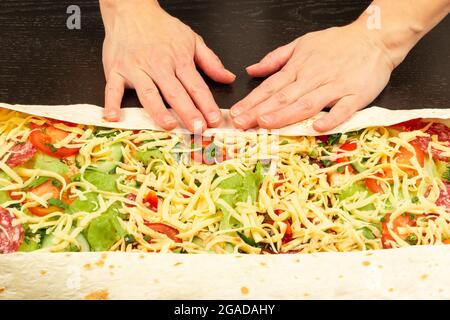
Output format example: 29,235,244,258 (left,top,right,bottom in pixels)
194,36,236,84
246,40,297,77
